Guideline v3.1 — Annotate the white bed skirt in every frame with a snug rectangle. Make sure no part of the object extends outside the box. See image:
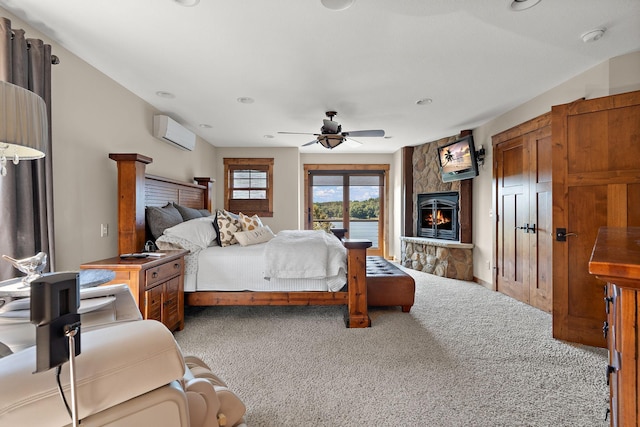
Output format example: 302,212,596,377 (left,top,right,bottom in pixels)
188,243,346,292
